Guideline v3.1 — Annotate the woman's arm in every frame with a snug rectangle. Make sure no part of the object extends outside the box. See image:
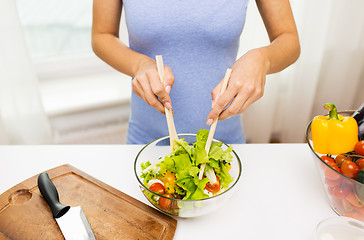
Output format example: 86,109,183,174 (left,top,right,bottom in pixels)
91,0,174,113
206,0,300,124
256,0,300,74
